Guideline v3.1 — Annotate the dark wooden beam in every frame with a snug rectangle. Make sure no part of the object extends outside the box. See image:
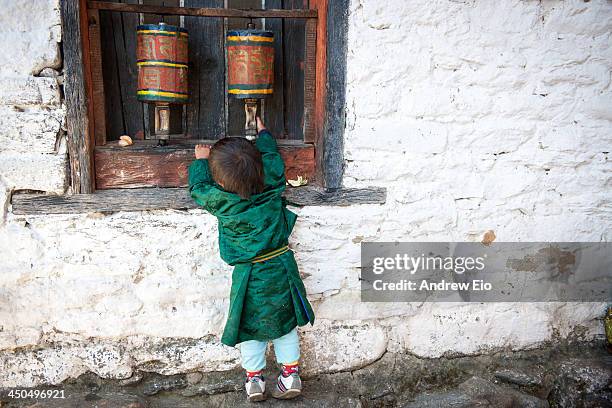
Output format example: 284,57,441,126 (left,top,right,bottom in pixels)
281,0,307,141
11,186,386,214
283,186,386,207
12,188,195,214
94,141,315,189
88,1,317,18
61,0,96,193
184,0,226,140
322,0,349,190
